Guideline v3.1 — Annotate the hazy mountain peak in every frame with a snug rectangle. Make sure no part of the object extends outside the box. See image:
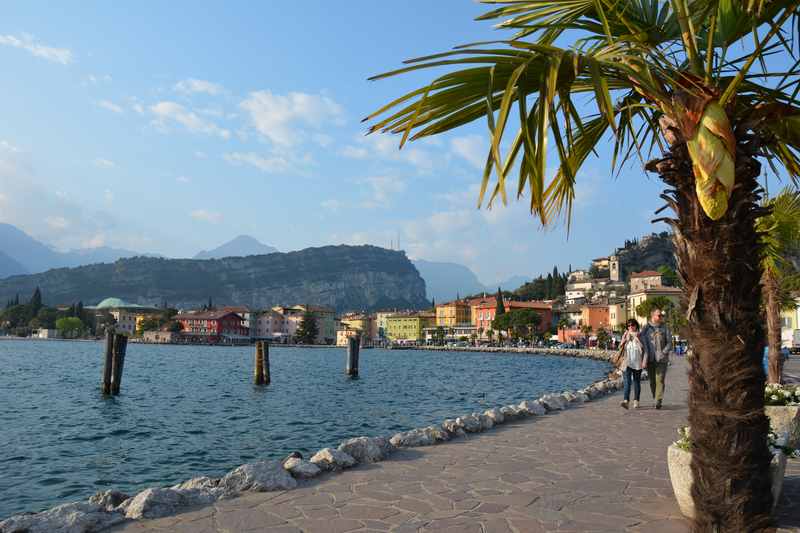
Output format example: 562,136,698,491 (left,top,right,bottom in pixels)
194,235,278,260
